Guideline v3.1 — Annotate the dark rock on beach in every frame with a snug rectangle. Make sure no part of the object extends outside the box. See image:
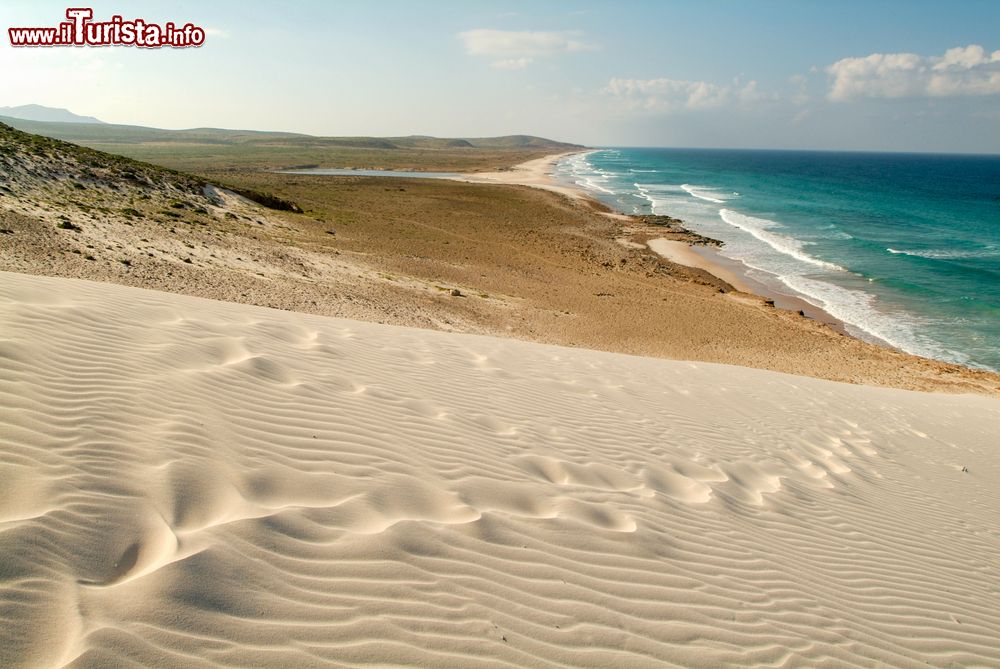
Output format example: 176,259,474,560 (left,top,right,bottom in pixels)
633,215,723,247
